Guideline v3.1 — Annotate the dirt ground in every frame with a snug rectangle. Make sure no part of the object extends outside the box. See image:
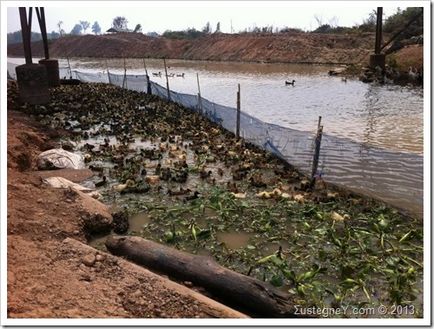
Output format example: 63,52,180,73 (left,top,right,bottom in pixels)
6,110,245,319
8,31,376,65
